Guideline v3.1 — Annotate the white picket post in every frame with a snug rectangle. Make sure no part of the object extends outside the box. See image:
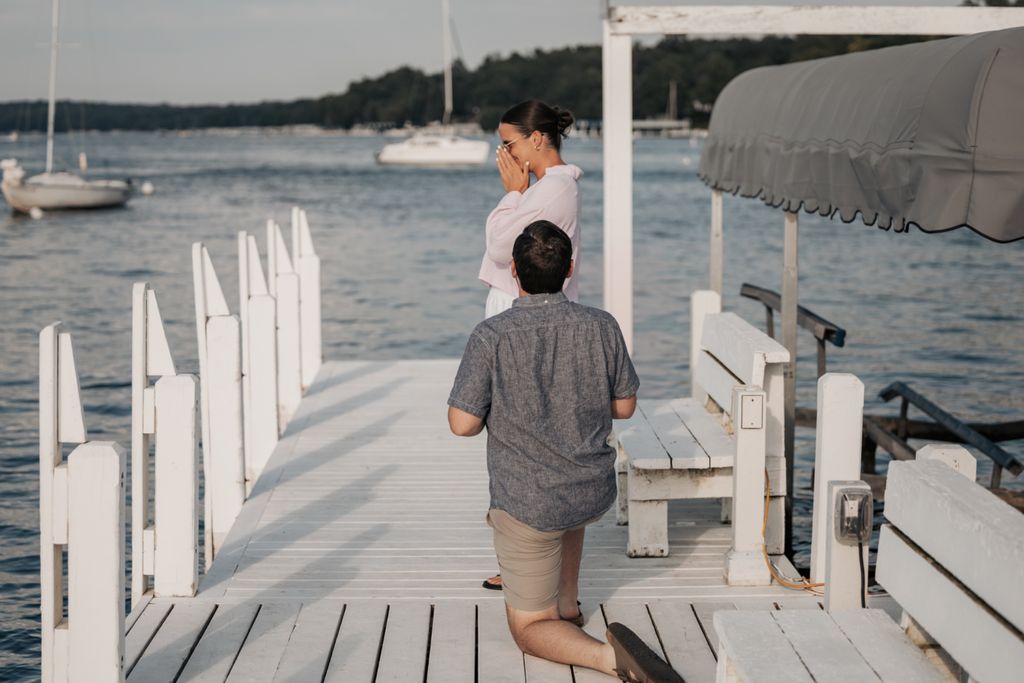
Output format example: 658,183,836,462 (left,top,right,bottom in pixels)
295,209,322,388
810,373,865,583
130,283,176,607
192,243,244,564
240,234,279,488
153,375,199,597
237,231,253,466
269,221,303,431
725,385,771,586
206,316,247,552
39,323,87,683
67,441,126,683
